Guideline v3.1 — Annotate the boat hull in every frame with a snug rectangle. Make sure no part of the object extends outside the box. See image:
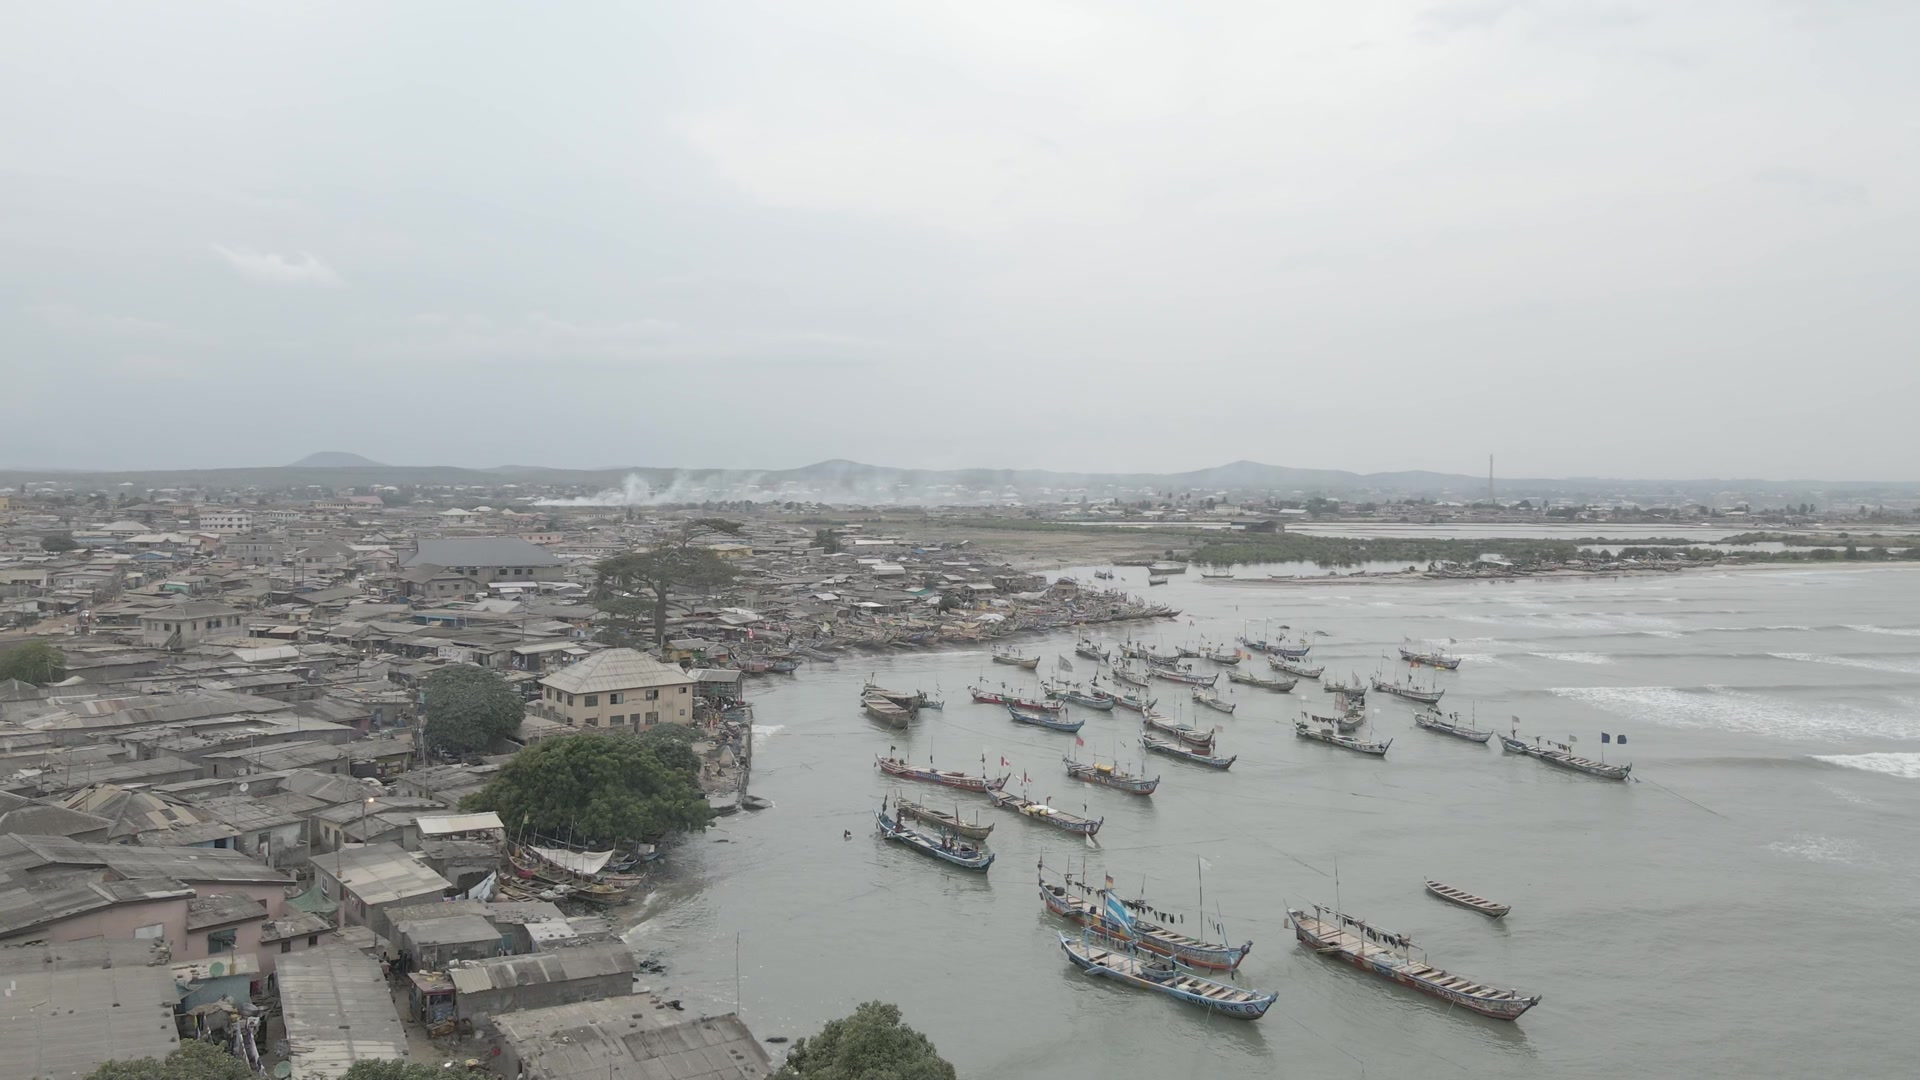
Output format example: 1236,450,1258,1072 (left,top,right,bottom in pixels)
876,811,994,871
1424,880,1510,918
1065,761,1160,794
1498,737,1630,780
876,758,1010,792
1142,736,1235,770
1009,705,1086,733
1059,936,1271,1016
1289,911,1538,1020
